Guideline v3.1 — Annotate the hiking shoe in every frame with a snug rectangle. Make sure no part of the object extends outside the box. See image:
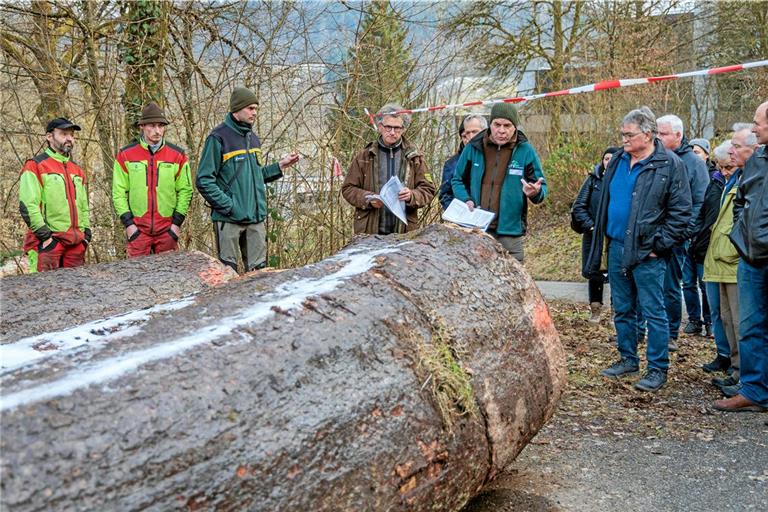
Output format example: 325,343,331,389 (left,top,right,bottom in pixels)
702,355,731,373
684,321,703,335
704,324,713,338
600,358,640,378
720,382,742,398
712,375,739,388
668,338,679,352
634,369,668,392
